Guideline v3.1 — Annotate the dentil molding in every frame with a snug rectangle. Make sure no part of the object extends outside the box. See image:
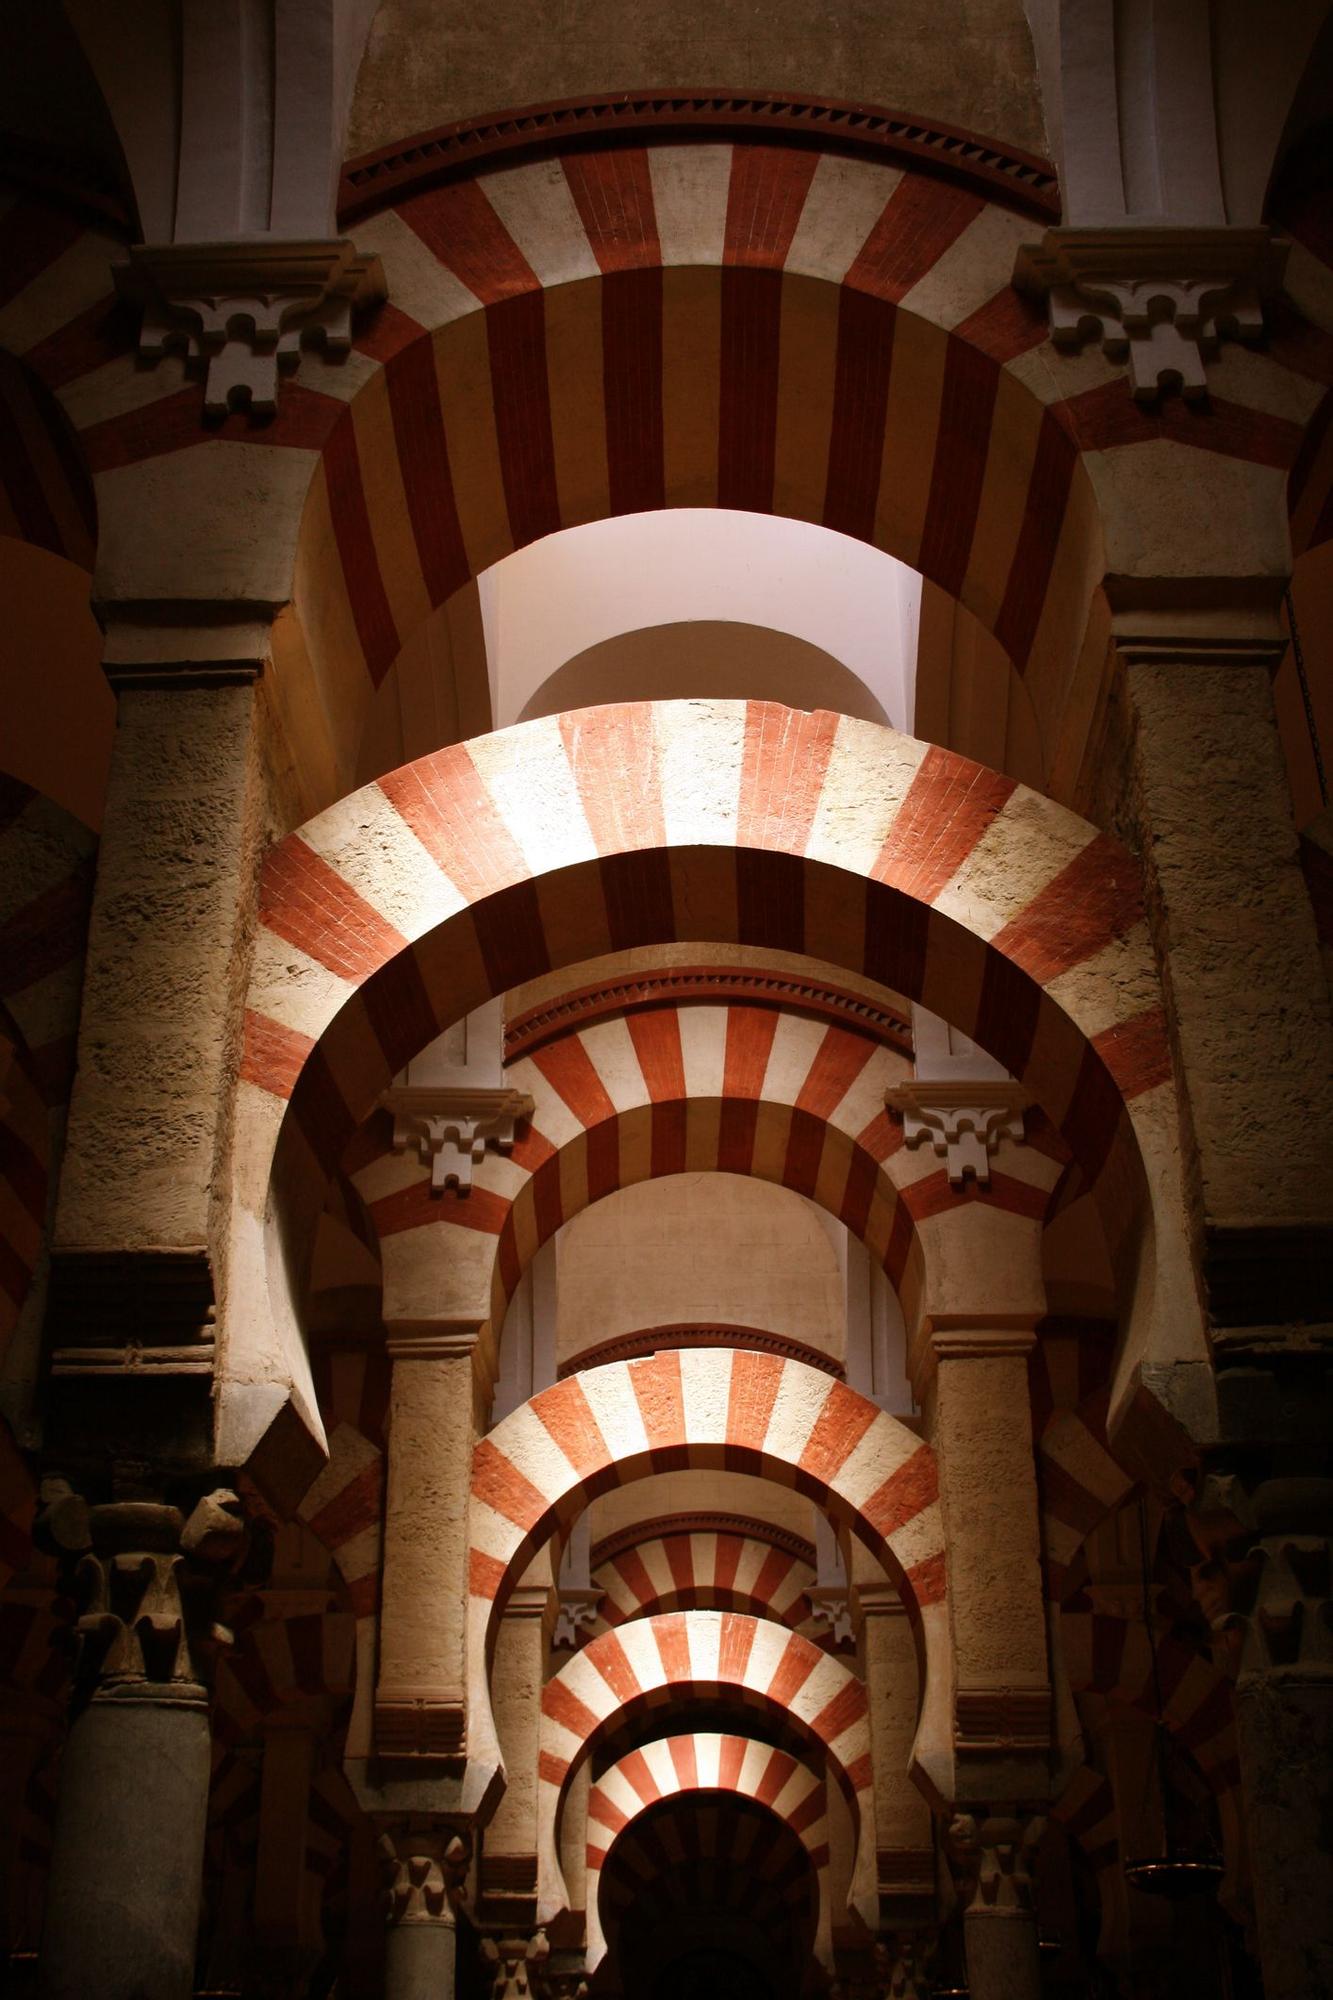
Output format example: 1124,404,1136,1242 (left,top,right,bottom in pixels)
1014,225,1287,404
114,239,386,417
